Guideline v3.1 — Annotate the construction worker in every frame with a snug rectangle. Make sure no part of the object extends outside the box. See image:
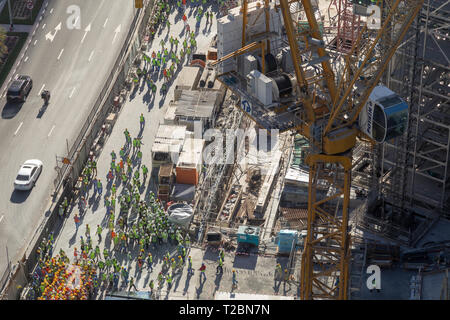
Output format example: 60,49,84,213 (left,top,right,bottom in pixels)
142,165,148,181
74,213,81,230
94,245,101,261
147,253,153,271
91,160,97,177
171,258,177,273
58,204,64,219
216,257,223,274
275,263,282,280
136,137,143,150
119,159,124,174
107,169,114,181
157,272,165,287
103,248,109,261
85,224,91,238
187,256,193,274
284,269,289,283
132,137,138,153
186,46,192,64
166,273,173,289
232,269,238,288
129,276,137,291
199,262,206,281
140,113,145,130
149,279,155,296
96,225,102,242
182,246,186,262
97,179,102,196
